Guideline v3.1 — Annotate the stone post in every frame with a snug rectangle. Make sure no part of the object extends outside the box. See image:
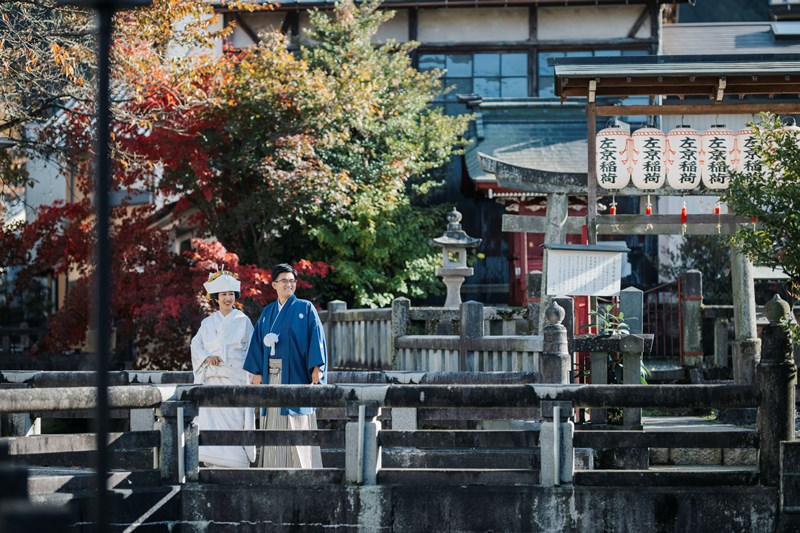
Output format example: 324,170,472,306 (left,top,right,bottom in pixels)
460,301,484,371
554,296,575,355
732,337,762,385
156,400,199,484
713,317,730,369
527,271,543,335
0,384,35,437
326,300,347,369
731,248,758,339
541,301,570,384
345,401,381,485
620,334,644,428
619,287,643,335
757,294,797,486
539,400,574,487
731,248,761,383
680,270,704,367
590,350,608,425
391,297,410,367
